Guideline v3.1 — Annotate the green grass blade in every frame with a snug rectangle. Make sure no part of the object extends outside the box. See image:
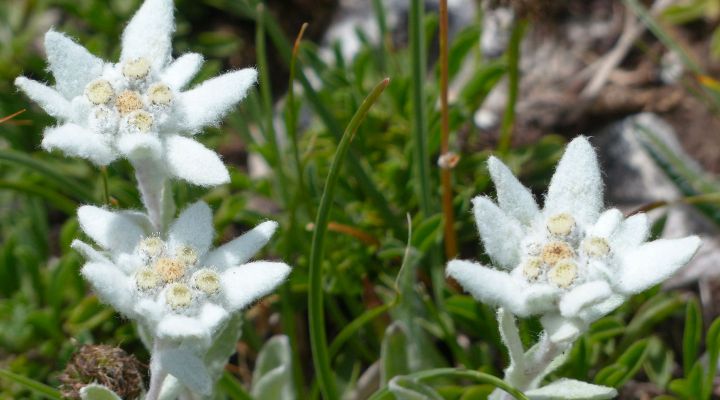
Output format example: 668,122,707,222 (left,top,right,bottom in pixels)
218,370,254,400
409,0,433,216
308,78,390,400
497,20,526,155
0,149,94,202
0,179,77,214
0,369,62,400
